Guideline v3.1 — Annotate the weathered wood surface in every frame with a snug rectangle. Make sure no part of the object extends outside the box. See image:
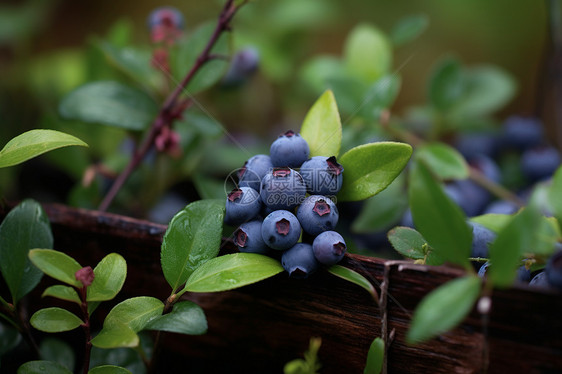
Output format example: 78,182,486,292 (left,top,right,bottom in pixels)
1,202,561,373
